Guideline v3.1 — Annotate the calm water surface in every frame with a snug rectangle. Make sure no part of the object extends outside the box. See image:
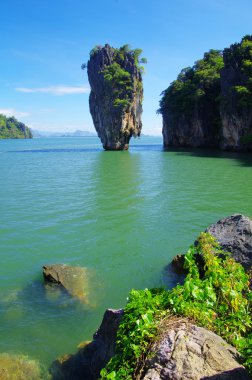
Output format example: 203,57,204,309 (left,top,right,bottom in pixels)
0,136,252,366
